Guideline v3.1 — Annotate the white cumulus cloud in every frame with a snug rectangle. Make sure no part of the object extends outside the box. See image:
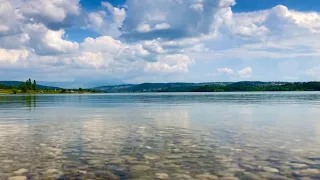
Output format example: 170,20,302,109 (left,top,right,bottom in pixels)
238,67,253,78
0,0,320,83
217,68,234,74
144,54,194,74
88,2,126,37
25,24,79,55
121,0,235,40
